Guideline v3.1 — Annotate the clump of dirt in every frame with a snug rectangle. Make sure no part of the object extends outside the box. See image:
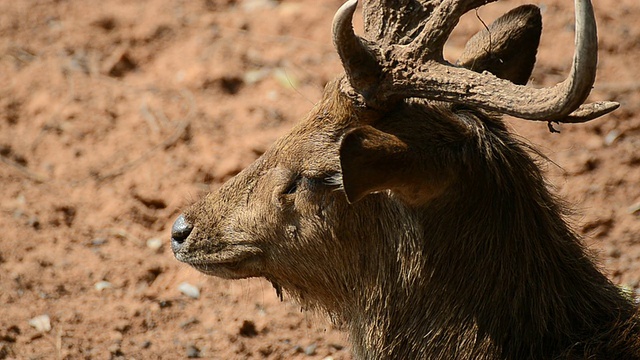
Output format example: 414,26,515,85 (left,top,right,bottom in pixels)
1,0,638,358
